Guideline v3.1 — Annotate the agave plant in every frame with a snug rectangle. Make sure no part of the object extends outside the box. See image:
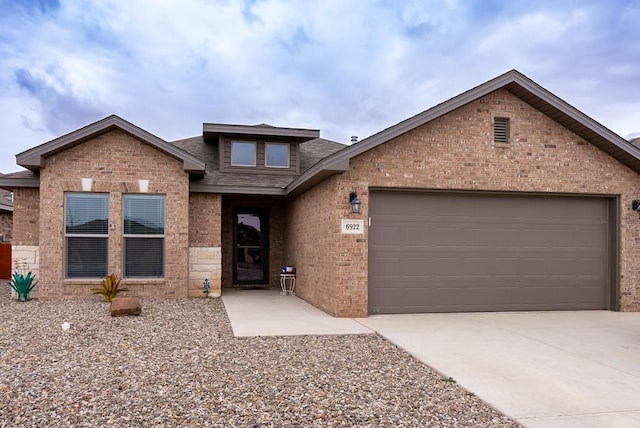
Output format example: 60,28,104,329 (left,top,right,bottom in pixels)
10,271,38,302
92,273,128,302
